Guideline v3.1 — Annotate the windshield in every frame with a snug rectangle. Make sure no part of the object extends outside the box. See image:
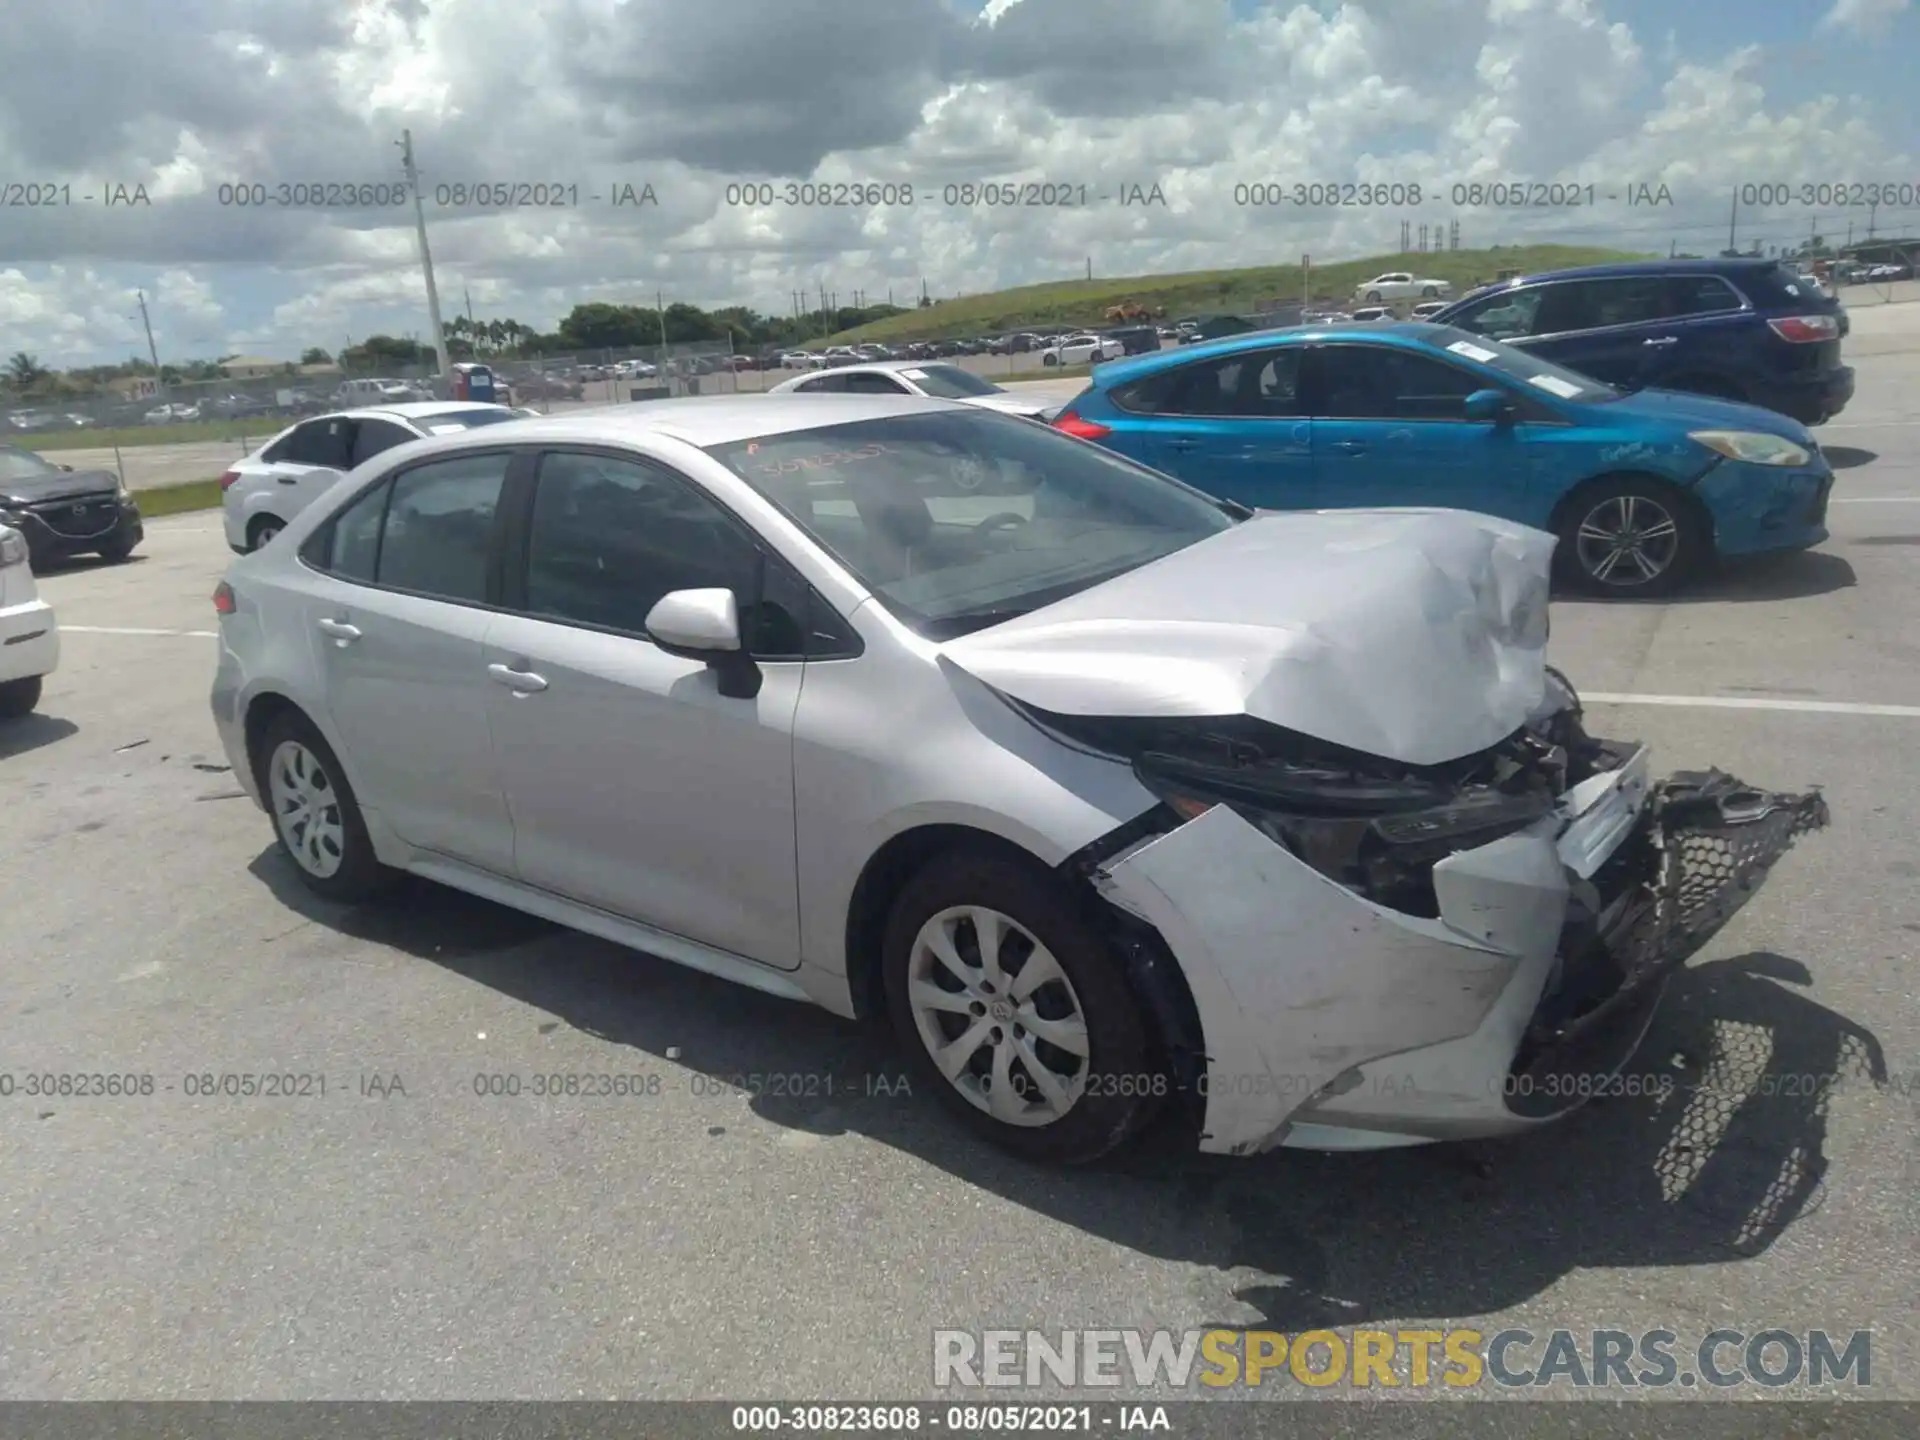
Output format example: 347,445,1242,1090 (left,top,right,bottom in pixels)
703,410,1236,638
417,407,524,434
1422,325,1620,403
903,365,1003,400
0,446,60,481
